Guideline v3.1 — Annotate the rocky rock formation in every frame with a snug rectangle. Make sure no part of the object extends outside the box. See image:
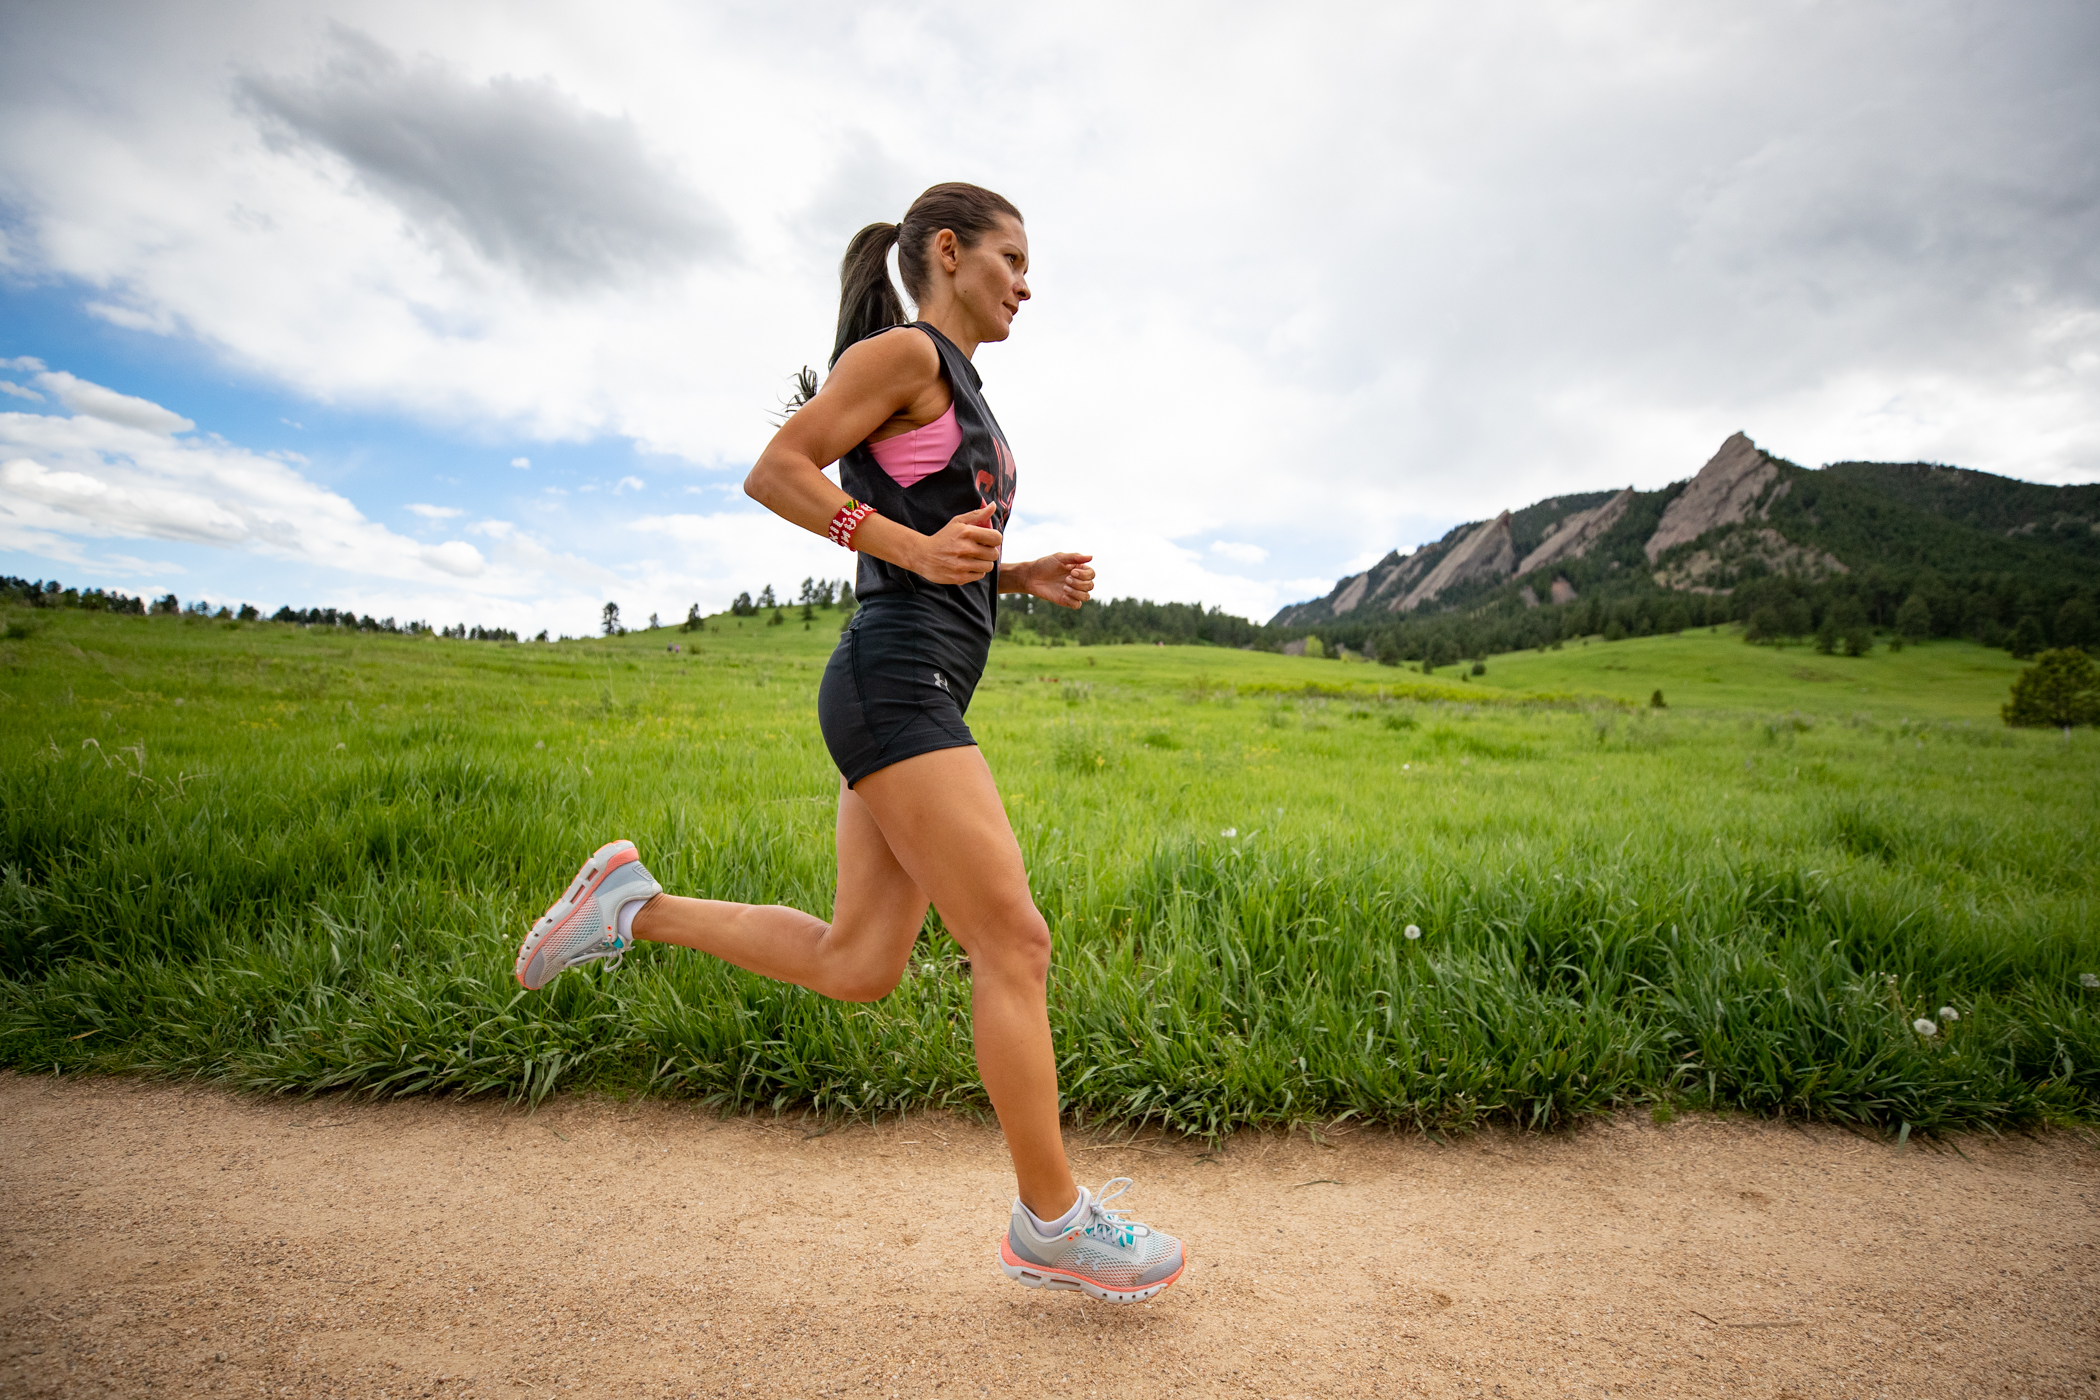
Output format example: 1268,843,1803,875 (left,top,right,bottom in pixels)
1398,512,1516,612
1643,433,1785,562
1518,488,1634,575
1270,428,2098,630
1272,549,1423,626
